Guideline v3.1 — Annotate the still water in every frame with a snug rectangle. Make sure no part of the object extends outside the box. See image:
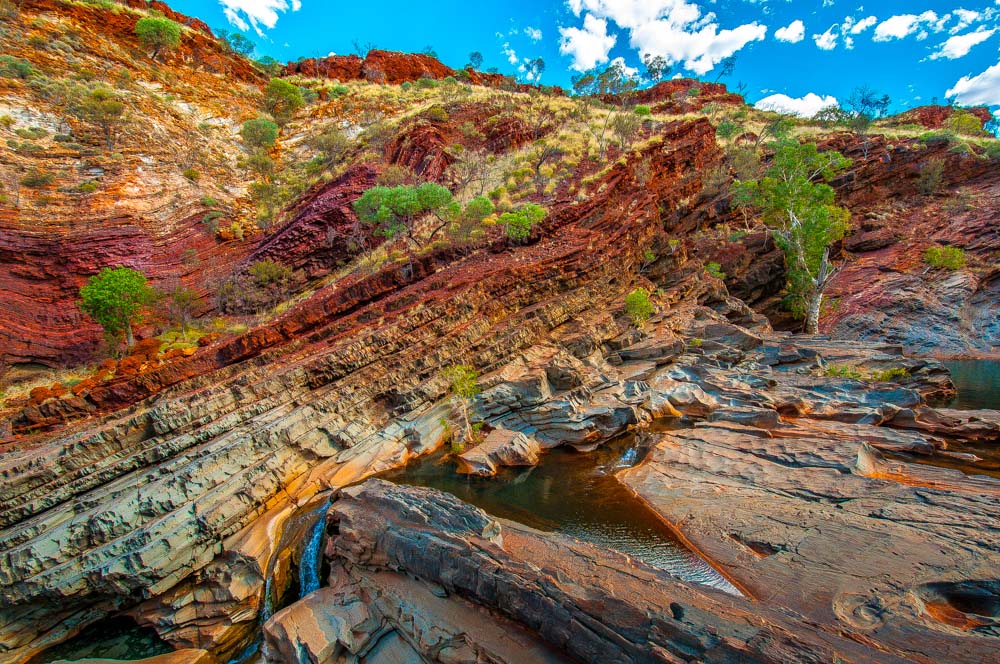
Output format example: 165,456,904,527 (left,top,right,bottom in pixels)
942,360,1000,410
380,435,741,595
